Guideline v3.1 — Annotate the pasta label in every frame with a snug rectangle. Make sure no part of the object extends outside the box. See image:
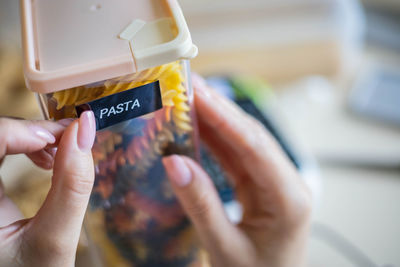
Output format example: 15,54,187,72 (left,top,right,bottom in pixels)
76,81,163,130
